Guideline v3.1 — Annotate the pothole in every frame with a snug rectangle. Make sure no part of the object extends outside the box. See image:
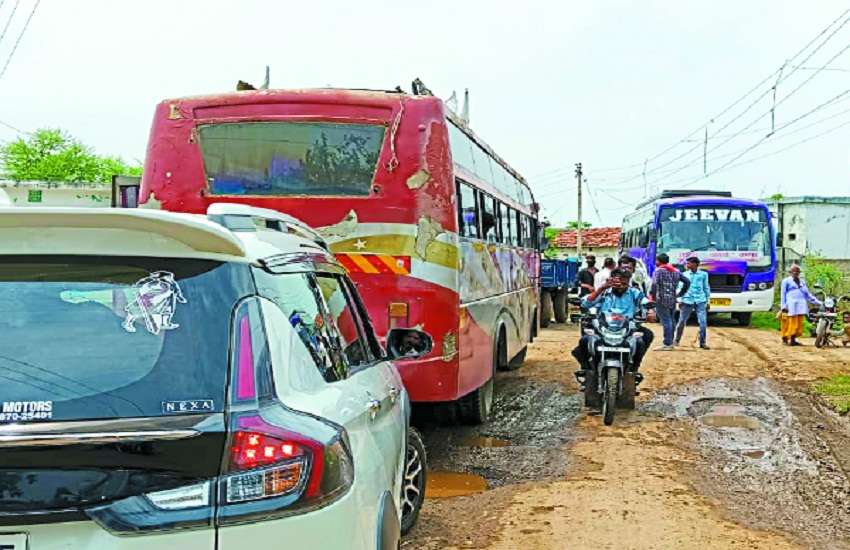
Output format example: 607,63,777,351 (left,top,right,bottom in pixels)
426,472,489,498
